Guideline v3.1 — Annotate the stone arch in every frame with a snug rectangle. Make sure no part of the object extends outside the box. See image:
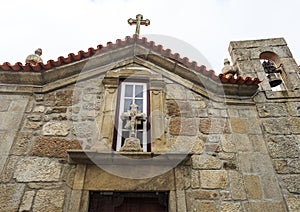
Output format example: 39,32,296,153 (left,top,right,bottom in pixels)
260,51,280,64
259,51,287,90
